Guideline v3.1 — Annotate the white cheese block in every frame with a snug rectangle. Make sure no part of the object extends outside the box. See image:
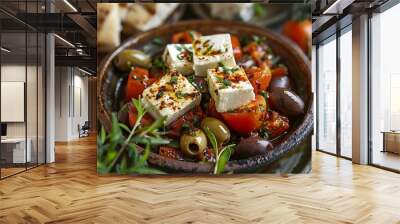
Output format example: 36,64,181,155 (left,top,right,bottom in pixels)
142,71,201,125
97,3,121,52
123,3,179,31
162,44,194,76
192,34,236,77
207,65,255,113
208,3,254,22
